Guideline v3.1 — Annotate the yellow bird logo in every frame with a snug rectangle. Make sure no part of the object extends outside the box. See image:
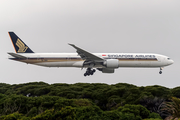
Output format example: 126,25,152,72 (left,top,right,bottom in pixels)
16,39,28,53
